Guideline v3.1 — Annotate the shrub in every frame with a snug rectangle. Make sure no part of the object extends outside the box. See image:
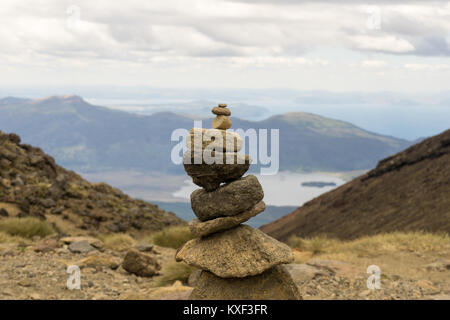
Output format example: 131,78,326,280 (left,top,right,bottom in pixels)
152,226,194,249
155,261,195,286
0,231,28,244
98,233,136,251
0,217,55,238
287,235,336,255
